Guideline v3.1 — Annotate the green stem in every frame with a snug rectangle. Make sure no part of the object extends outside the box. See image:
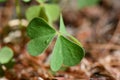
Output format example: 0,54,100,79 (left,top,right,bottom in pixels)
15,0,22,28
15,0,21,20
